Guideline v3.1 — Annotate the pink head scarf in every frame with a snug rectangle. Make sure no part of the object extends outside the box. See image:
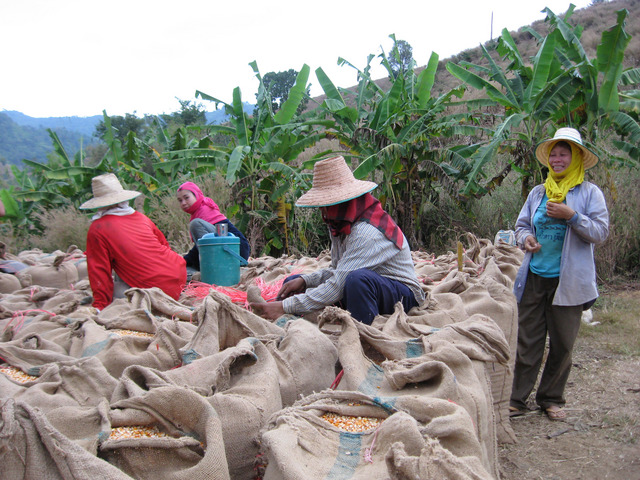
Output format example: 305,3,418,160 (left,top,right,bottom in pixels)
177,181,227,225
